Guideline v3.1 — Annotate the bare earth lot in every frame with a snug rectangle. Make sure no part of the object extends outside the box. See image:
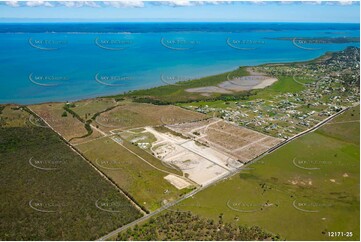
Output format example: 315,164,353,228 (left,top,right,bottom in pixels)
146,126,233,186
166,118,283,162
